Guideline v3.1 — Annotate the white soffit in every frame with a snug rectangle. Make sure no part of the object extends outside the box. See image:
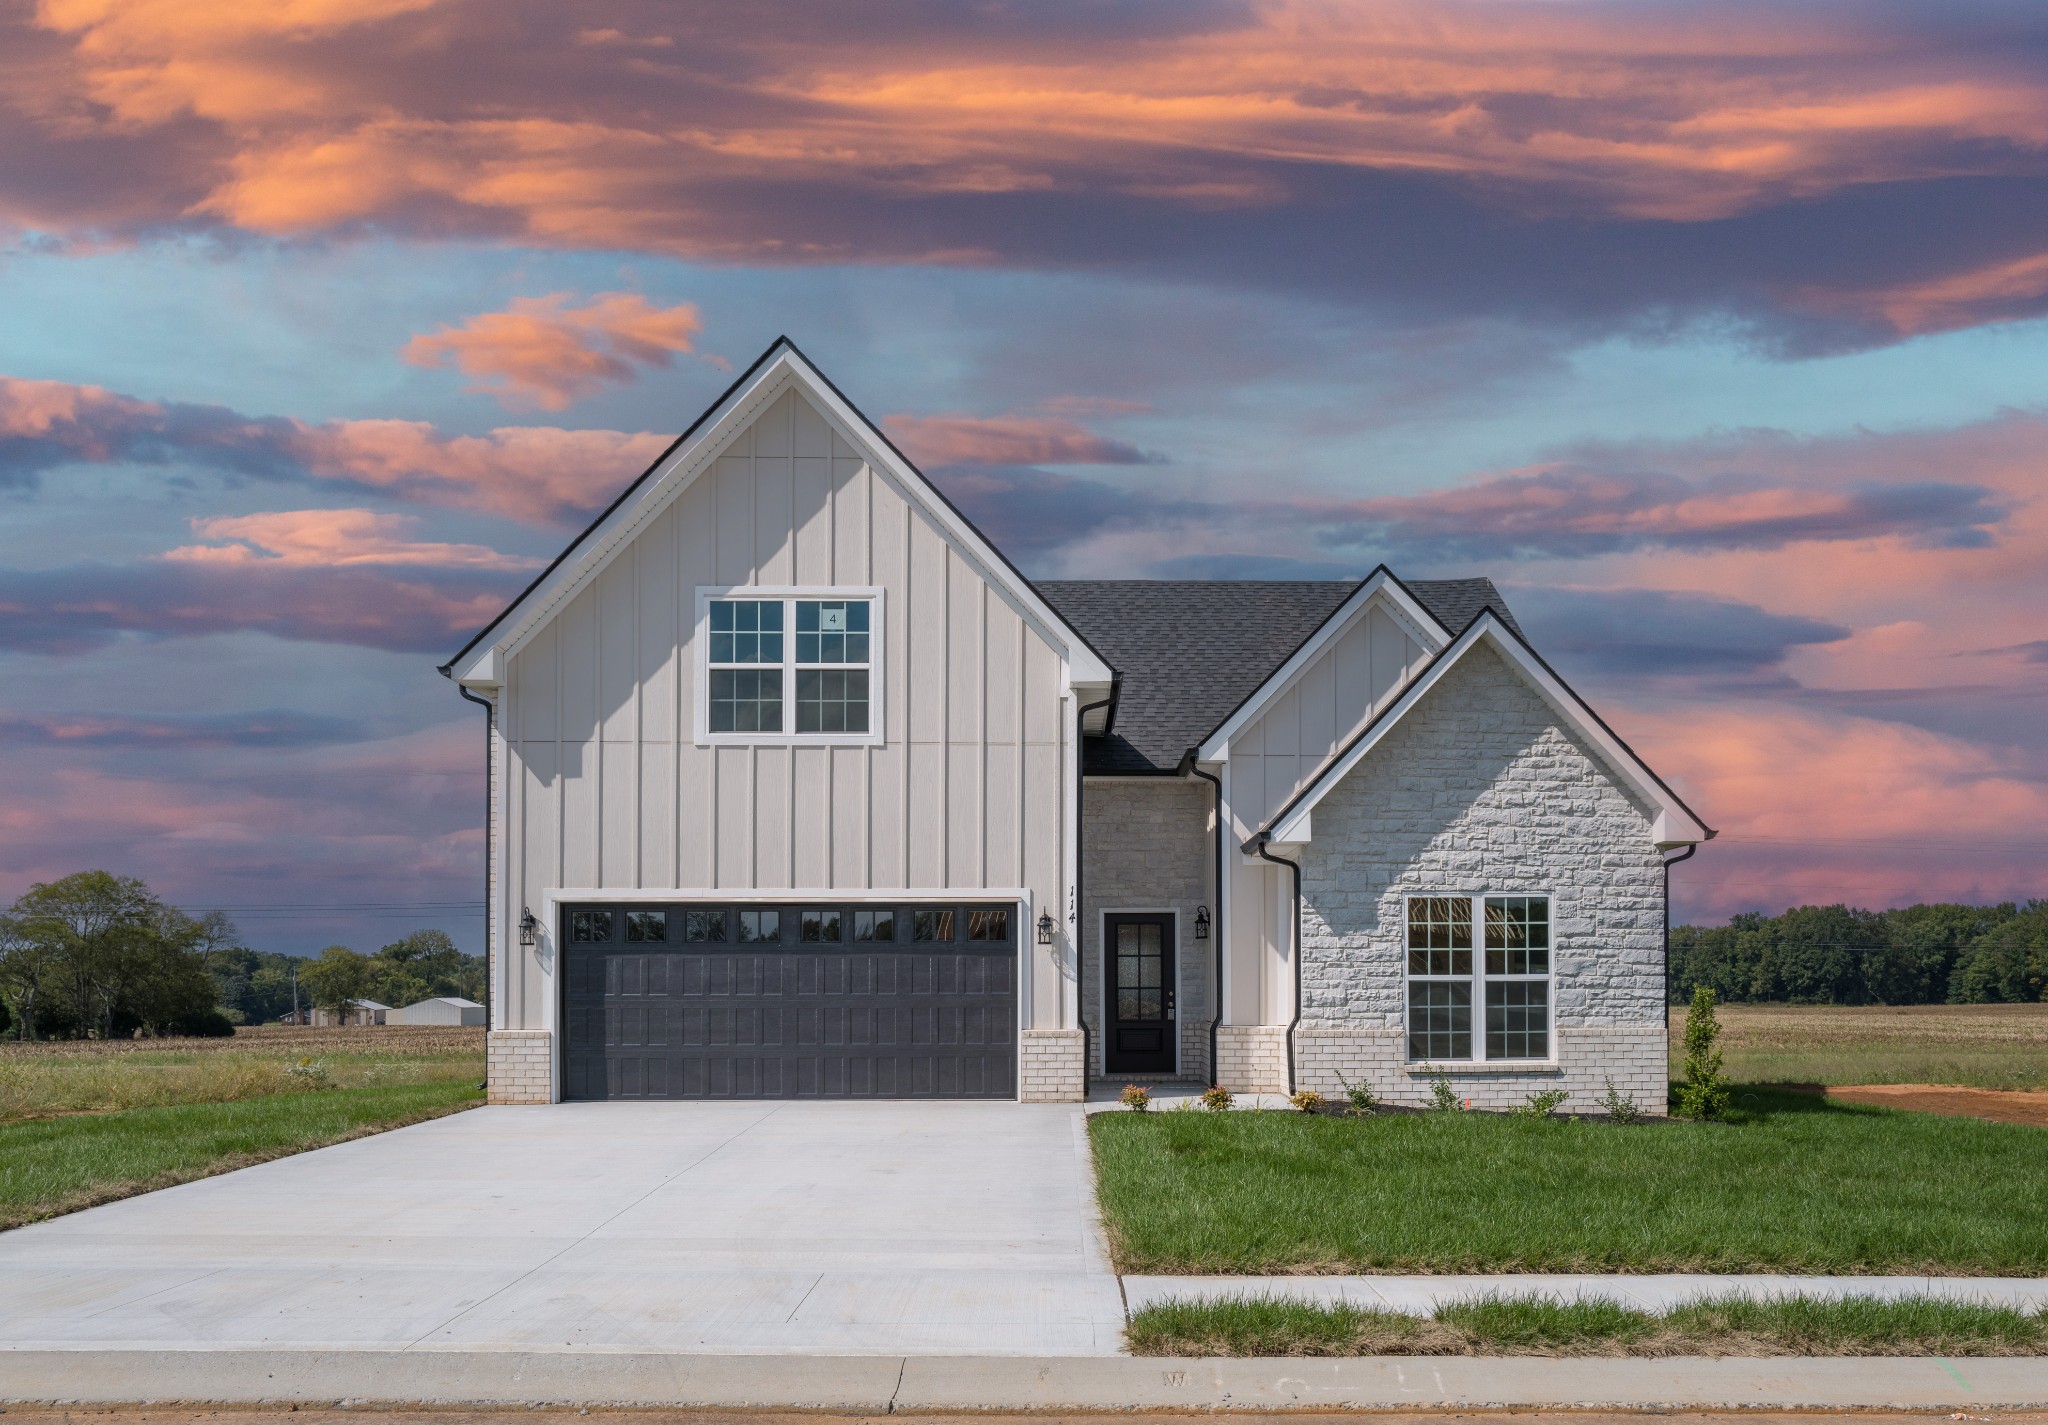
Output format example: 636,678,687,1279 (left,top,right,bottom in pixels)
444,340,1112,688
1263,613,1712,849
